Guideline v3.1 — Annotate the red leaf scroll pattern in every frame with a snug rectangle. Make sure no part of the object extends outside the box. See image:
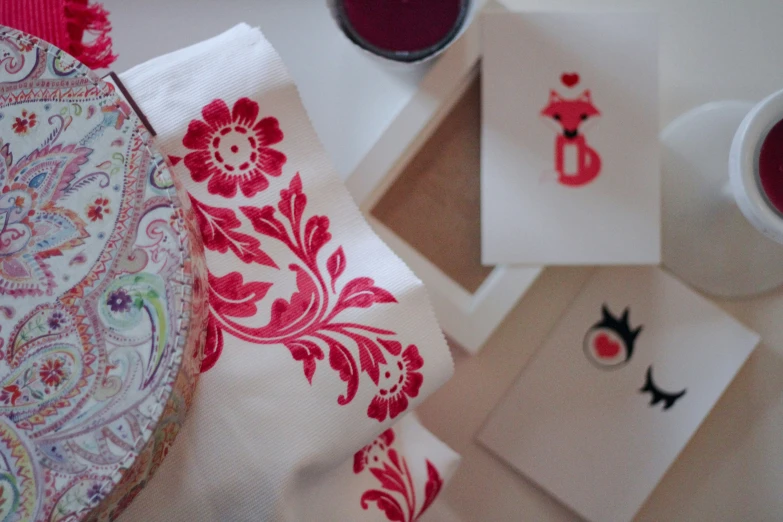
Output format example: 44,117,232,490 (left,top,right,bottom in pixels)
208,271,272,318
202,314,223,373
354,428,444,522
189,194,277,268
185,100,429,421
327,246,346,293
